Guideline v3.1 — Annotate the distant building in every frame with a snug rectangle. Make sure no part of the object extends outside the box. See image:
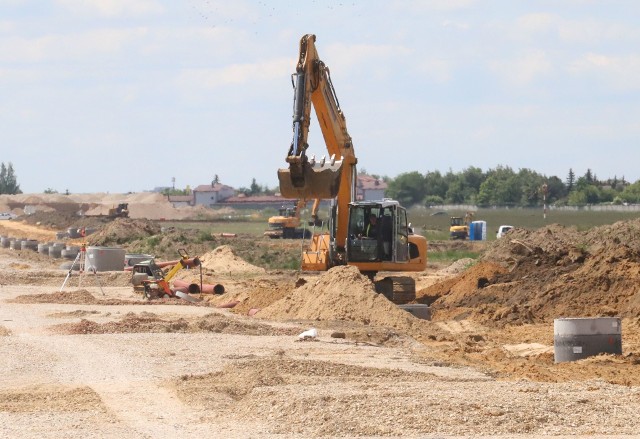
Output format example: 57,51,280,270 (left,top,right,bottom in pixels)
356,175,387,201
167,195,194,208
192,183,235,207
